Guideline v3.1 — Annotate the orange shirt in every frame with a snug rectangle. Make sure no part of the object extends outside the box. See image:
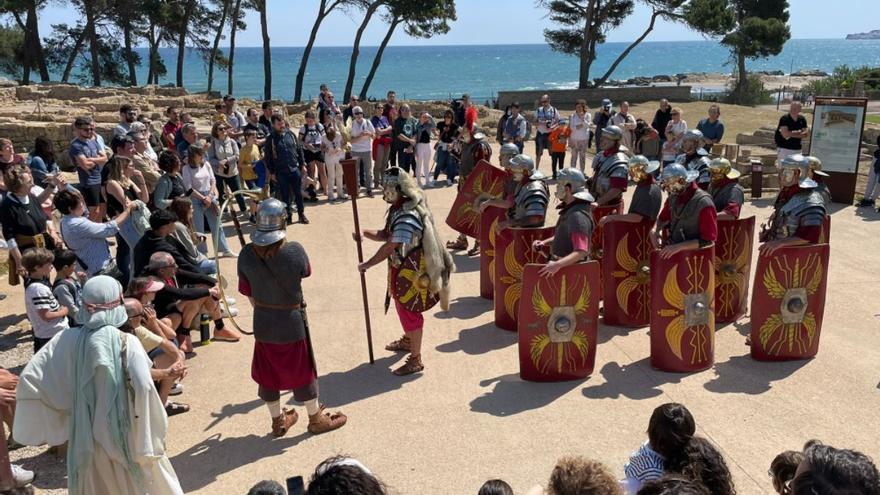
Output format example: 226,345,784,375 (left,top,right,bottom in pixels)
549,125,571,153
